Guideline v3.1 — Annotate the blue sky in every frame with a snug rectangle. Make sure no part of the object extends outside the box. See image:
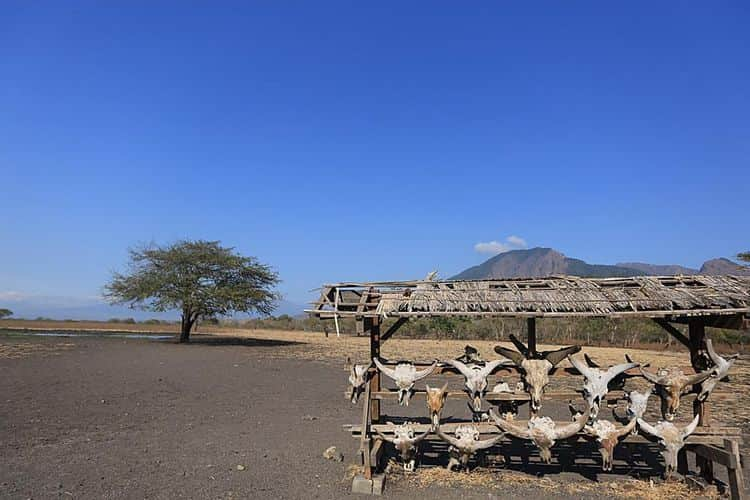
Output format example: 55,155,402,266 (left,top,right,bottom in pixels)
1,2,749,310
